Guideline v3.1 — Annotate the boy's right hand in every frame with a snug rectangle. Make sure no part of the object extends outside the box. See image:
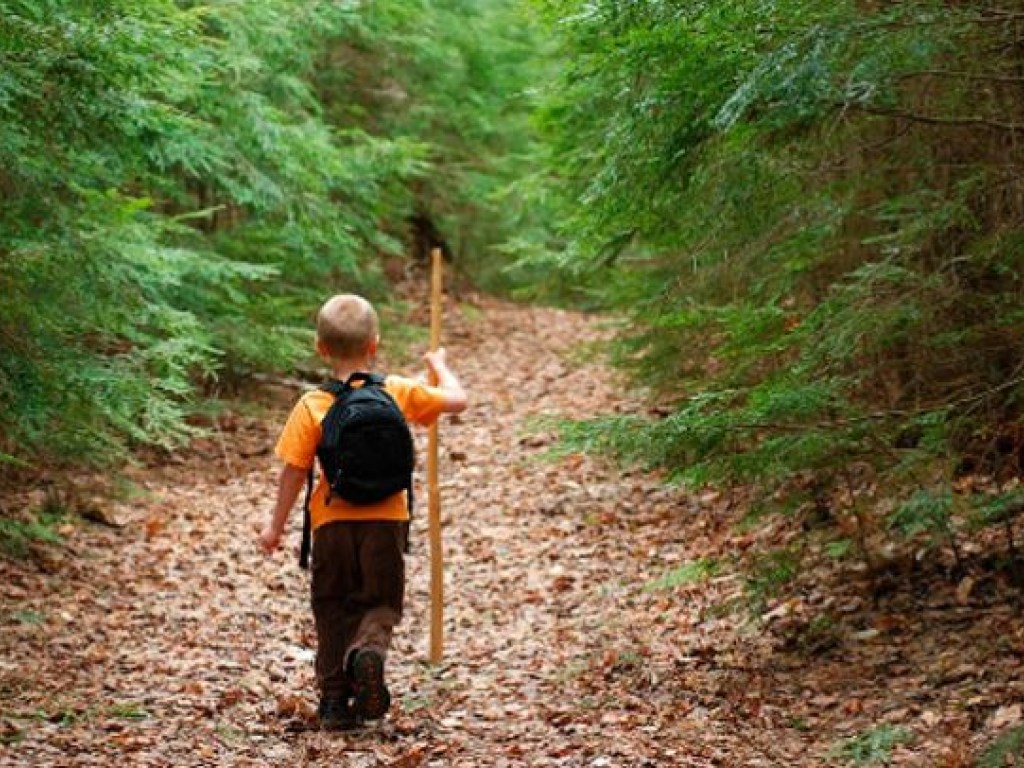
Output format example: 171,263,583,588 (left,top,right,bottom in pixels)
257,524,282,554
